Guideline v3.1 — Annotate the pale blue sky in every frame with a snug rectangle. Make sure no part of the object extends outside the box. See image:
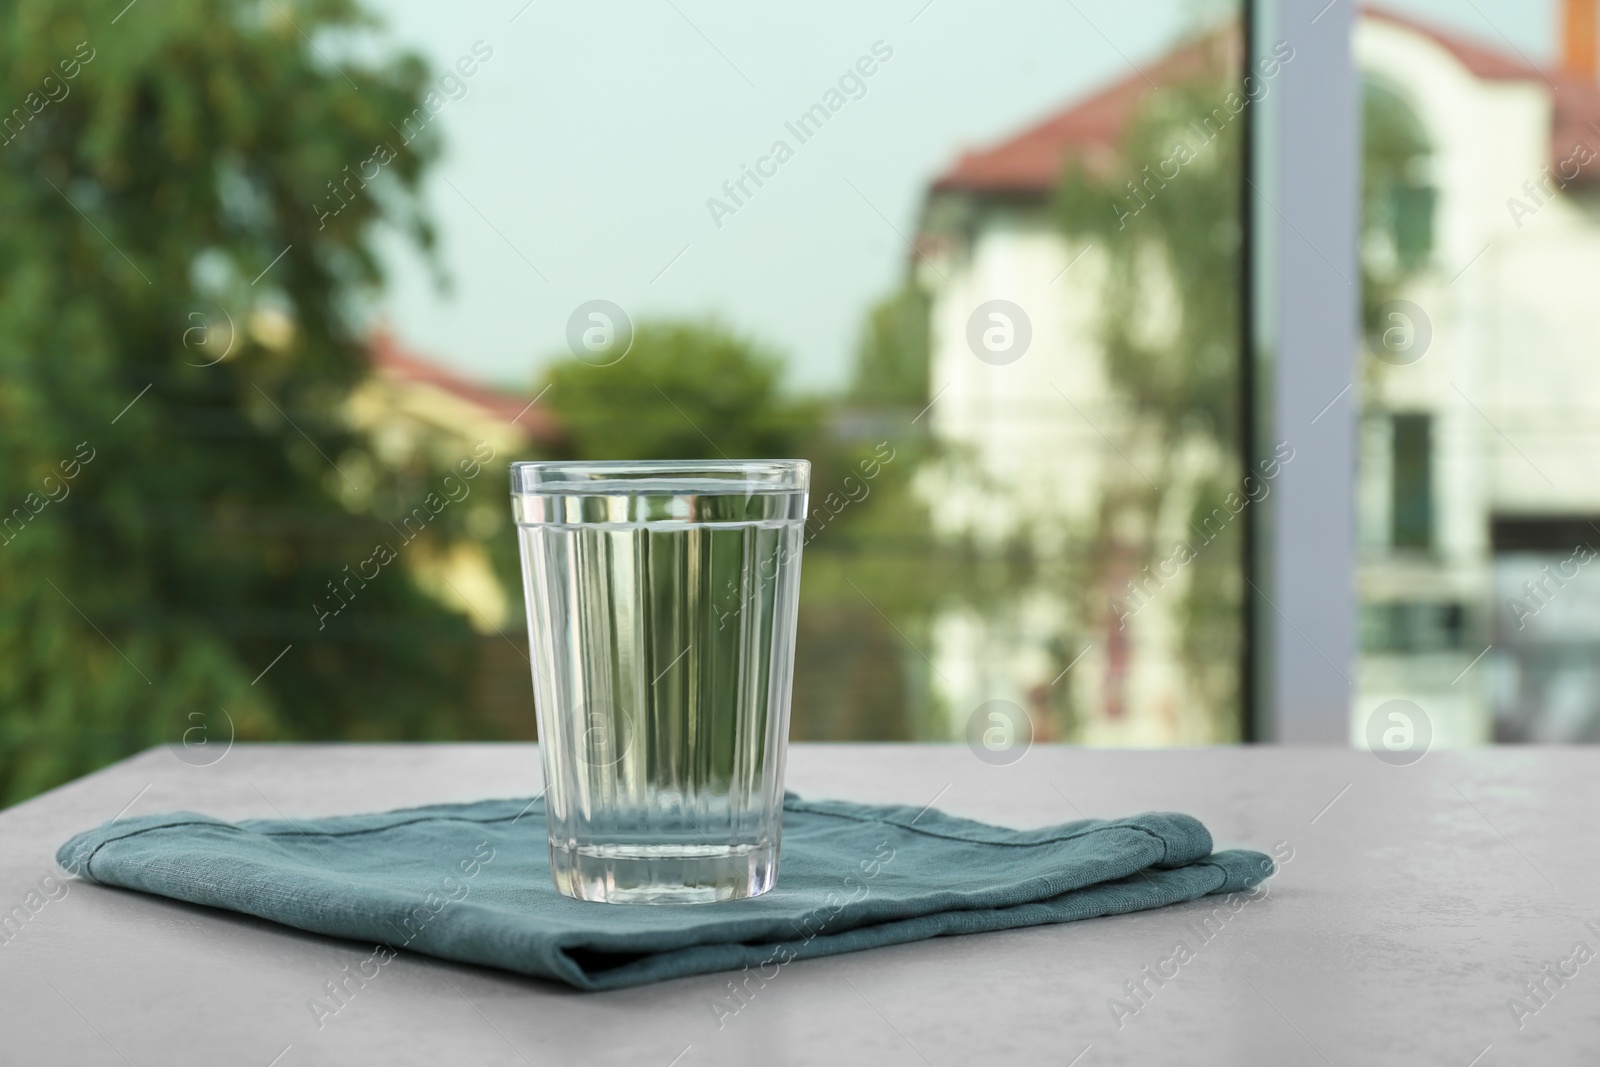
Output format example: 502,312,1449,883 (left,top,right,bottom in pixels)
364,0,1553,394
